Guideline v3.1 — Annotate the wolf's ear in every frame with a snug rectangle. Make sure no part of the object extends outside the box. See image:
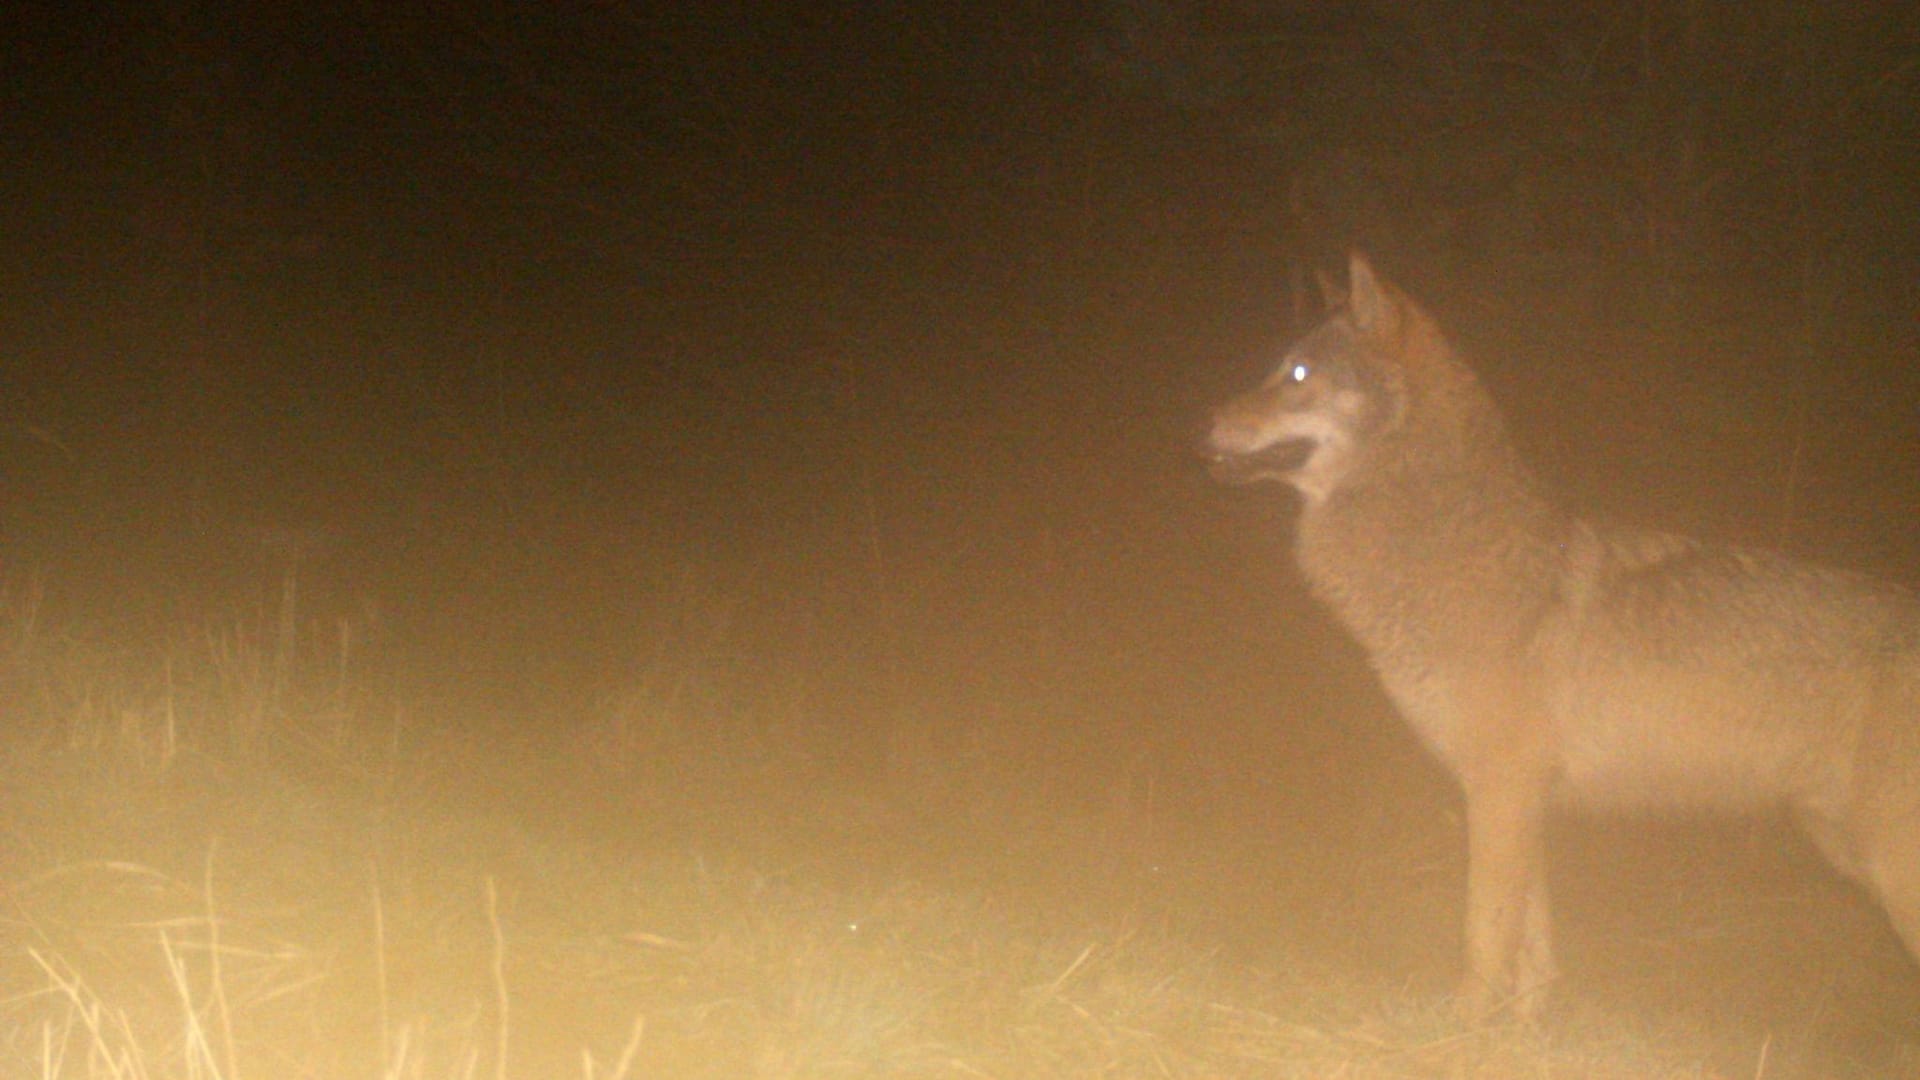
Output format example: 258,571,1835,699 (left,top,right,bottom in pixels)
1346,252,1398,337
1314,266,1344,309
